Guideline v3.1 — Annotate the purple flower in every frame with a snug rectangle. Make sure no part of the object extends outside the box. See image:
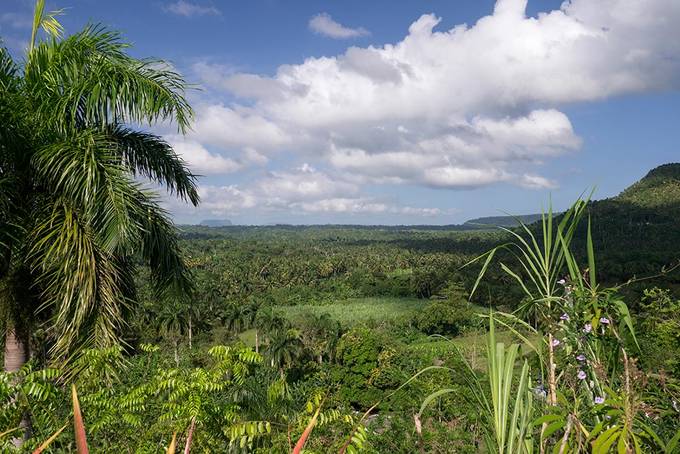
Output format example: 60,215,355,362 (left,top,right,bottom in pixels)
599,317,610,325
560,313,570,321
576,354,586,362
583,323,592,334
594,396,605,404
577,370,587,380
551,338,561,347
